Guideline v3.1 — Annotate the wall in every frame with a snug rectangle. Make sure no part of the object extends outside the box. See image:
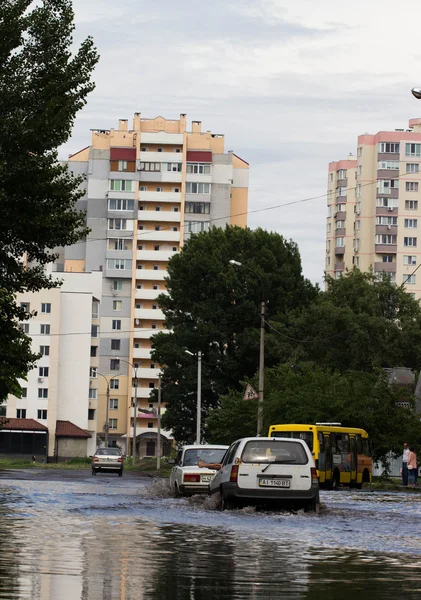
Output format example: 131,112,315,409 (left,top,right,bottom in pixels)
56,437,89,459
